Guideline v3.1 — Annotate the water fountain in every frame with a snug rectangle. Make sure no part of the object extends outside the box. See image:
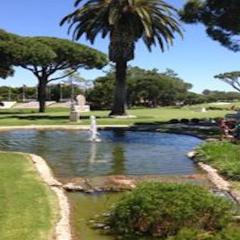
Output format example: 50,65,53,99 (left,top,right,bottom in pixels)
89,115,101,142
